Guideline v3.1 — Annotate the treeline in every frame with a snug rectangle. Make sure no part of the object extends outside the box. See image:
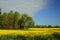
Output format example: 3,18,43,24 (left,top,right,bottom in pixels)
0,8,60,29
35,25,60,28
0,8,35,29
